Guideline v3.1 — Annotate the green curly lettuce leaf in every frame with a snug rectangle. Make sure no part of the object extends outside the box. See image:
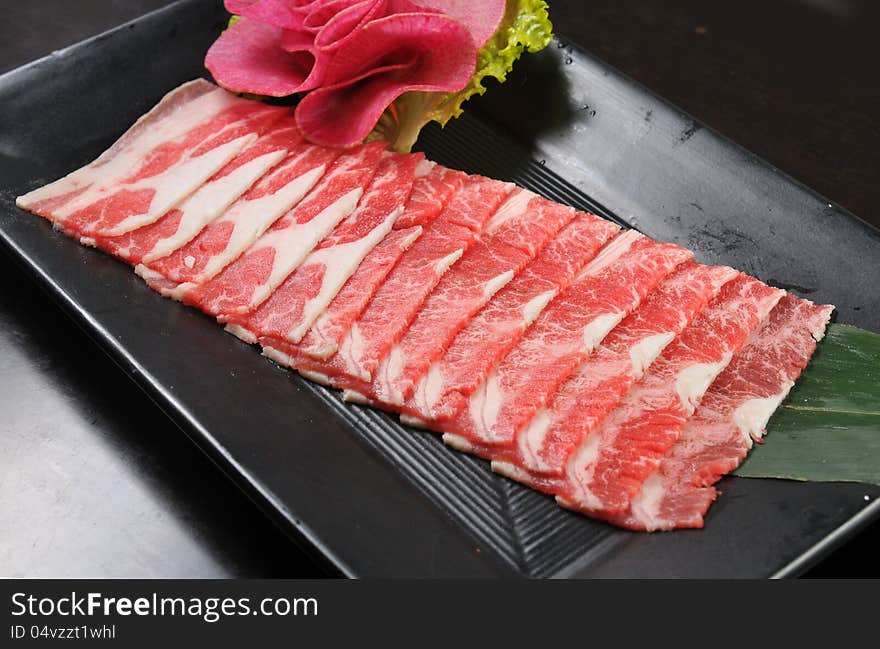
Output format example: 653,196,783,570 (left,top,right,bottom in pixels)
369,0,554,152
